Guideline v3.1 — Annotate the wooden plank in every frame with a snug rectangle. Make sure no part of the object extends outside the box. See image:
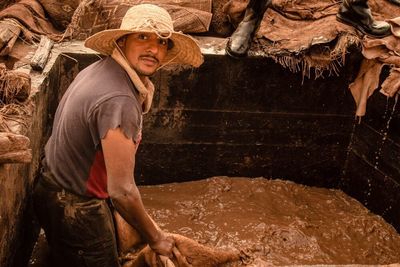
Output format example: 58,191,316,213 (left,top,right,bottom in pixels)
30,35,54,71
